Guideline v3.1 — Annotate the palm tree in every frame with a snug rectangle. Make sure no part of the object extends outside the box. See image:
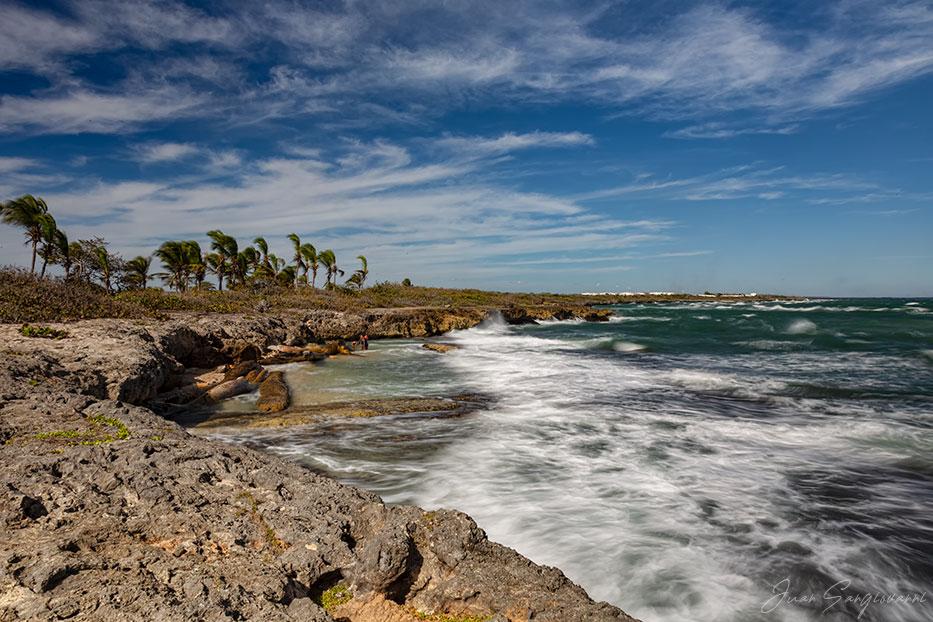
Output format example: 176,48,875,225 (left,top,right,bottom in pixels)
1,194,49,273
276,265,297,287
253,237,272,272
156,241,191,291
332,254,344,287
36,213,60,277
286,233,305,286
346,255,369,290
51,230,71,278
318,249,334,287
94,245,114,293
318,249,344,289
299,243,317,287
205,252,225,289
236,247,258,284
190,252,207,290
182,240,202,287
125,256,152,289
207,230,237,290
